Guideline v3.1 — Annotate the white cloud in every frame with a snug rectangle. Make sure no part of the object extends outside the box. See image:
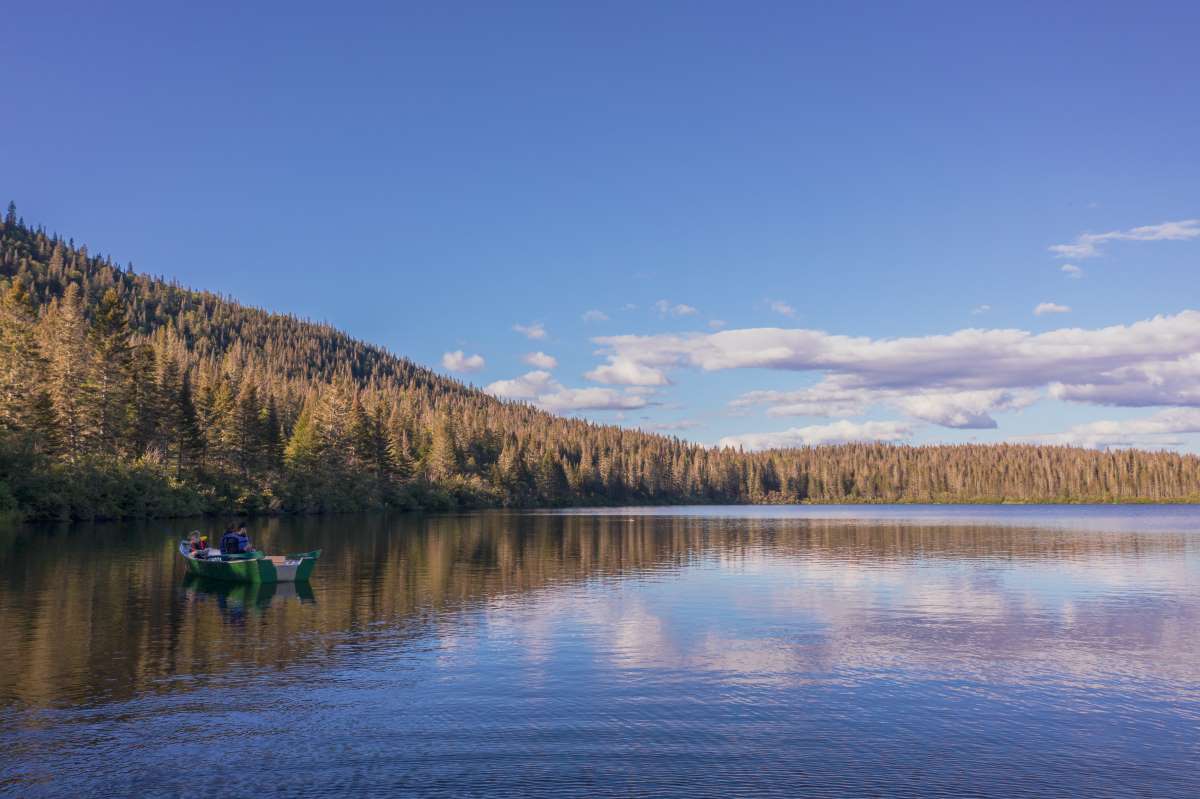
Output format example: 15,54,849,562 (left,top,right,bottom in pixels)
485,370,555,400
586,359,672,386
582,309,609,322
1048,353,1200,407
485,371,648,412
538,387,648,413
1049,219,1200,259
586,310,1200,418
1061,264,1083,278
655,300,699,317
1034,302,1071,315
1024,408,1200,449
522,351,558,369
894,389,1039,429
708,319,727,330
734,385,1038,429
768,300,796,317
513,322,547,340
441,350,485,373
971,304,991,315
718,420,914,451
